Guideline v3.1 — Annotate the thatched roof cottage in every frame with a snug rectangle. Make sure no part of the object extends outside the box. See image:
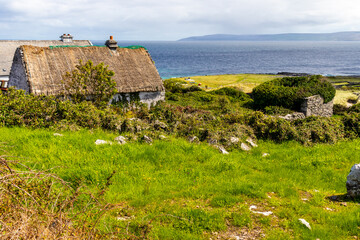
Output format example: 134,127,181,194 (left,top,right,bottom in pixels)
0,34,91,82
9,37,165,106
